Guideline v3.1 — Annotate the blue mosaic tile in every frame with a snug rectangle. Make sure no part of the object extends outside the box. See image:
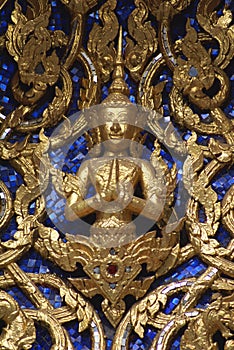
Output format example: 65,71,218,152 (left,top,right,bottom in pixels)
44,185,91,236
196,134,210,146
0,1,14,35
125,72,137,103
62,136,88,173
45,188,66,226
12,127,54,146
165,257,207,282
49,148,65,166
171,0,200,42
102,81,112,101
164,293,184,314
198,206,206,223
65,320,91,350
7,132,26,144
144,134,154,153
28,201,36,215
196,134,227,146
18,247,84,281
129,327,157,350
30,100,50,120
106,339,112,350
6,286,35,309
18,249,51,275
0,51,18,115
211,48,219,60
0,162,23,197
189,16,201,32
68,62,85,116
215,225,231,248
31,134,40,143
224,72,234,119
17,1,27,12
31,324,52,350
225,0,234,10
48,0,70,34
196,290,212,309
1,215,17,242
160,148,175,169
170,336,181,350
38,285,63,308
151,257,207,292
224,99,234,119
116,0,135,30
211,165,234,201
217,0,234,15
